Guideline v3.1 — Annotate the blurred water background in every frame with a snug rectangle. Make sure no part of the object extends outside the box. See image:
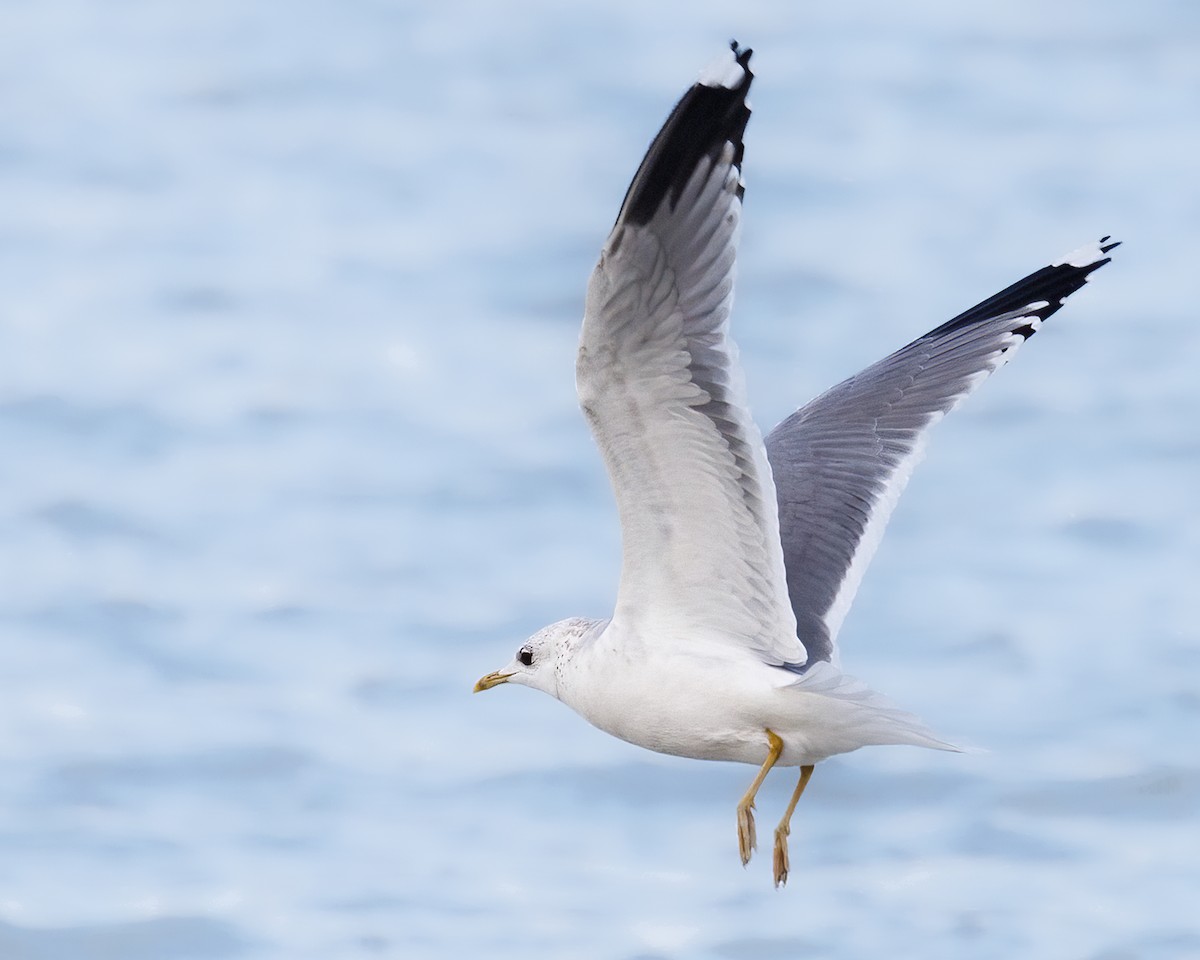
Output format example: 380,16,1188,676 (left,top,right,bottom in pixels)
1,1,1197,958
